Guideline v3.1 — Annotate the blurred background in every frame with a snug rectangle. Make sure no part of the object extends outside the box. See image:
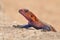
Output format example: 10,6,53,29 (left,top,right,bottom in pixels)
0,0,60,31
